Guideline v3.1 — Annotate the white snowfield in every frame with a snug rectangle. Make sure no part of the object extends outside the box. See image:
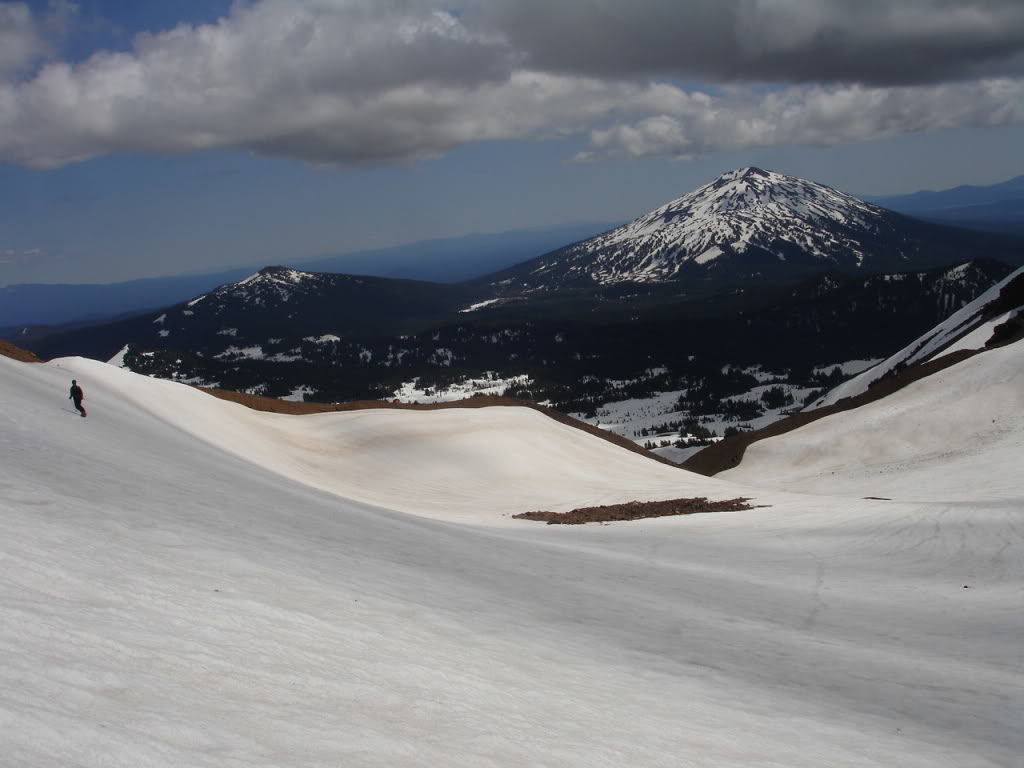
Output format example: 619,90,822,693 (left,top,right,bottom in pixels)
722,340,1024,502
1,352,1022,767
